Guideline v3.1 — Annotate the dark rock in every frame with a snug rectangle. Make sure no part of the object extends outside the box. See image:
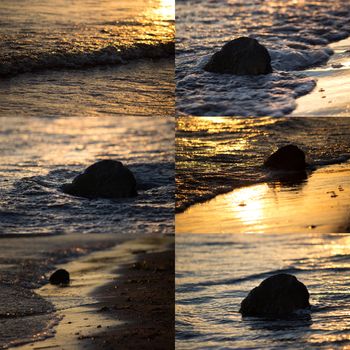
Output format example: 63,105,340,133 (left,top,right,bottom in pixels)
239,274,310,317
204,37,272,75
49,269,70,285
264,145,306,171
62,160,137,199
